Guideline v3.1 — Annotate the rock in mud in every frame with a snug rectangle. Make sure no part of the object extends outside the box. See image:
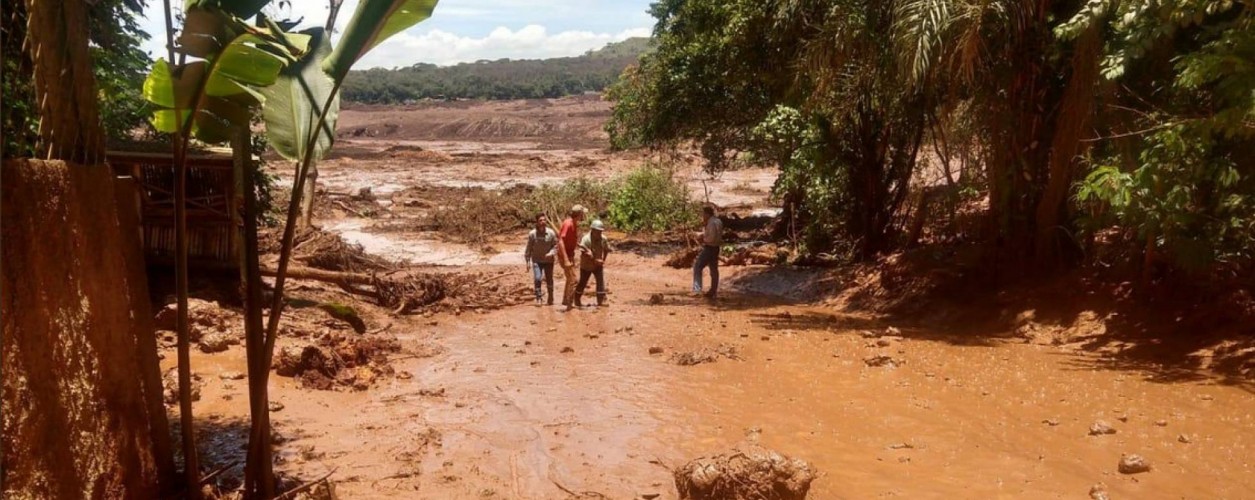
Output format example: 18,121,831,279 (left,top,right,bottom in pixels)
219,371,246,381
1155,419,1168,427
198,331,238,353
671,345,741,366
1042,419,1060,427
649,346,665,355
154,298,234,337
649,293,666,305
561,346,575,353
860,330,880,339
674,434,815,500
862,355,900,368
1118,454,1151,474
1089,421,1117,436
268,401,285,412
162,369,203,405
1178,434,1191,444
1089,483,1110,500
